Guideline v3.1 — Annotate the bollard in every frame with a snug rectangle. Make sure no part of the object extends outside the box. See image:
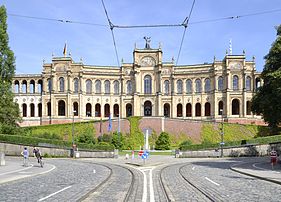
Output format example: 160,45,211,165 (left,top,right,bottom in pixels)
0,153,5,166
